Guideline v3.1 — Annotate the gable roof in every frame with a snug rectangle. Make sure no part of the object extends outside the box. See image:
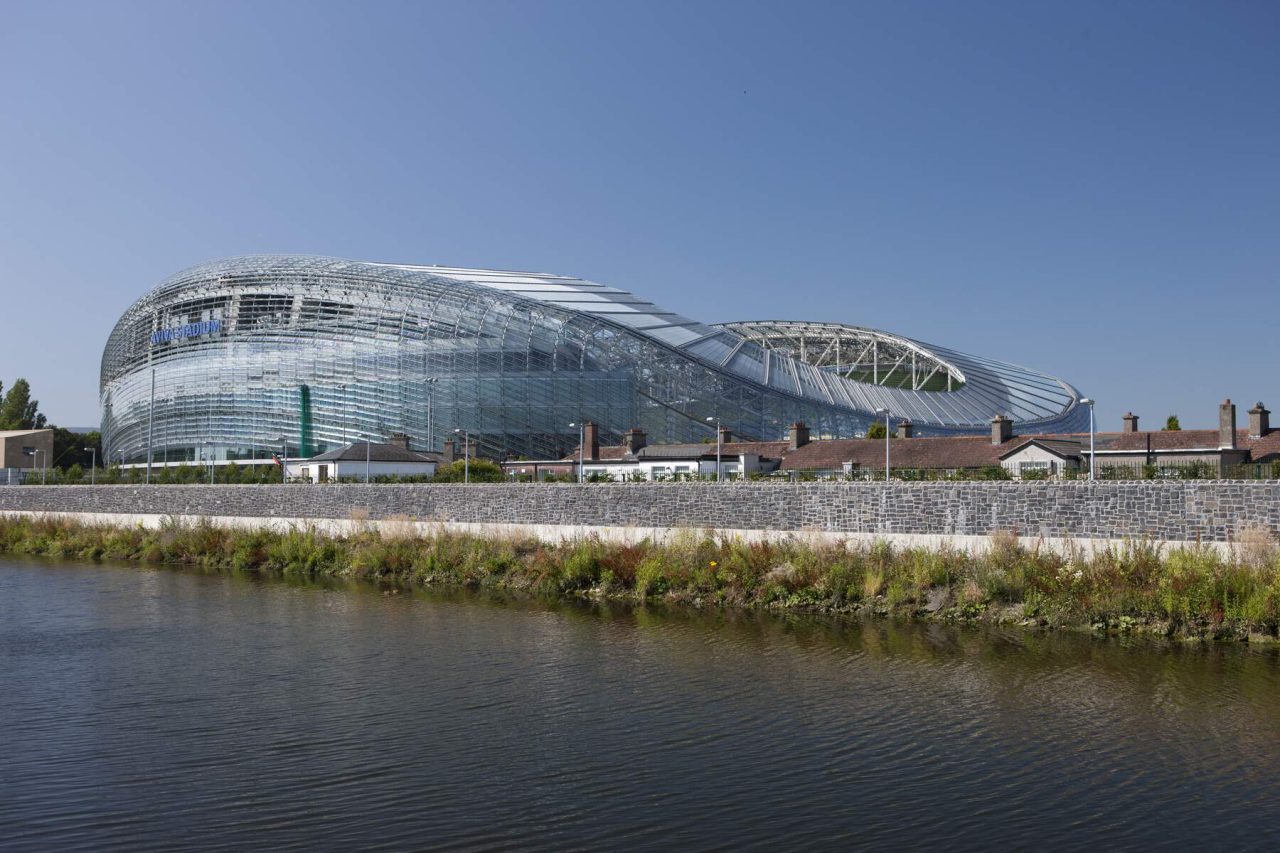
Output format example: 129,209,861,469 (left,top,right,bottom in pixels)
998,438,1084,461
